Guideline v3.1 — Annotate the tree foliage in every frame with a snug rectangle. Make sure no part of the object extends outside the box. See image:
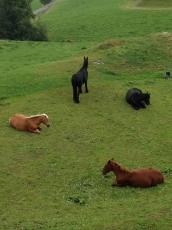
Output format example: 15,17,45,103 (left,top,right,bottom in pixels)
0,0,48,41
40,0,52,5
